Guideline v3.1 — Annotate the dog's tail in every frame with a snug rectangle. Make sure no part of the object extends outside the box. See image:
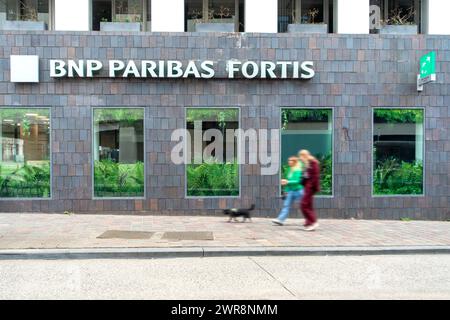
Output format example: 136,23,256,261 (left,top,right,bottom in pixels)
249,204,255,211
